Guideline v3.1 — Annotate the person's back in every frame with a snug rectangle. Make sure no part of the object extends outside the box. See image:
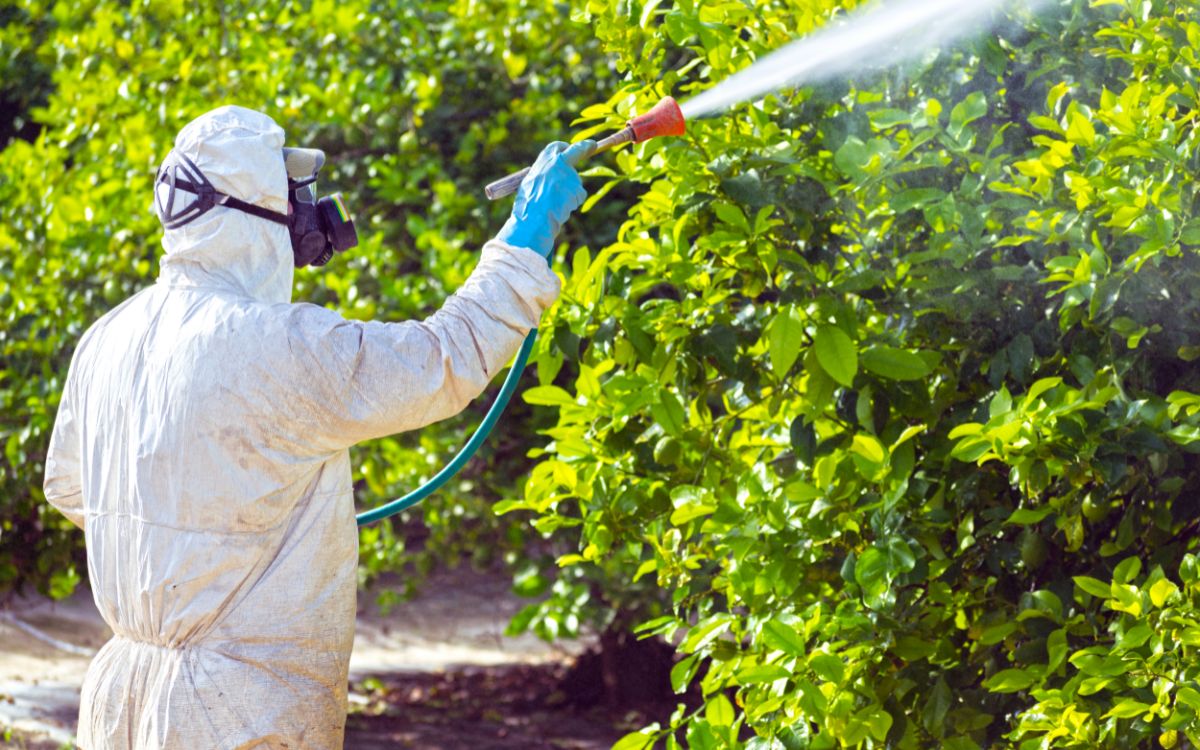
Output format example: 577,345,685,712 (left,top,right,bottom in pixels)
63,282,359,747
43,106,581,748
